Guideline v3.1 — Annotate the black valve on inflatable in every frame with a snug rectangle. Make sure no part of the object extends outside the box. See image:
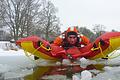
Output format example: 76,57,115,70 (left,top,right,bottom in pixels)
100,39,105,46
93,39,105,49
46,45,51,52
34,56,39,60
37,41,43,47
93,43,97,48
46,45,50,49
